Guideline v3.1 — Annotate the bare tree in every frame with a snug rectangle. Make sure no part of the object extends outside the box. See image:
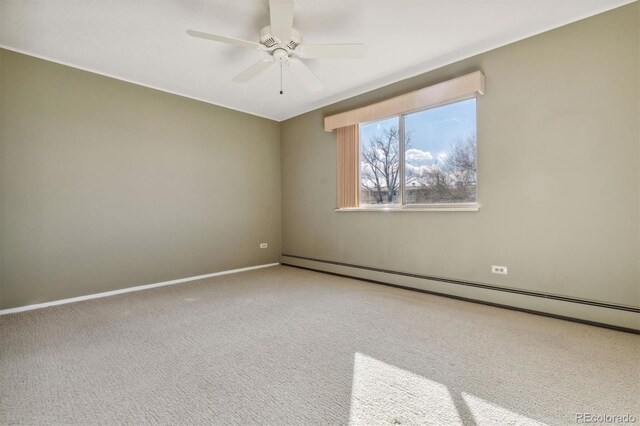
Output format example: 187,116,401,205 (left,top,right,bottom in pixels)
360,126,401,204
420,162,453,200
417,135,476,203
444,135,477,201
446,136,476,183
360,127,416,203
